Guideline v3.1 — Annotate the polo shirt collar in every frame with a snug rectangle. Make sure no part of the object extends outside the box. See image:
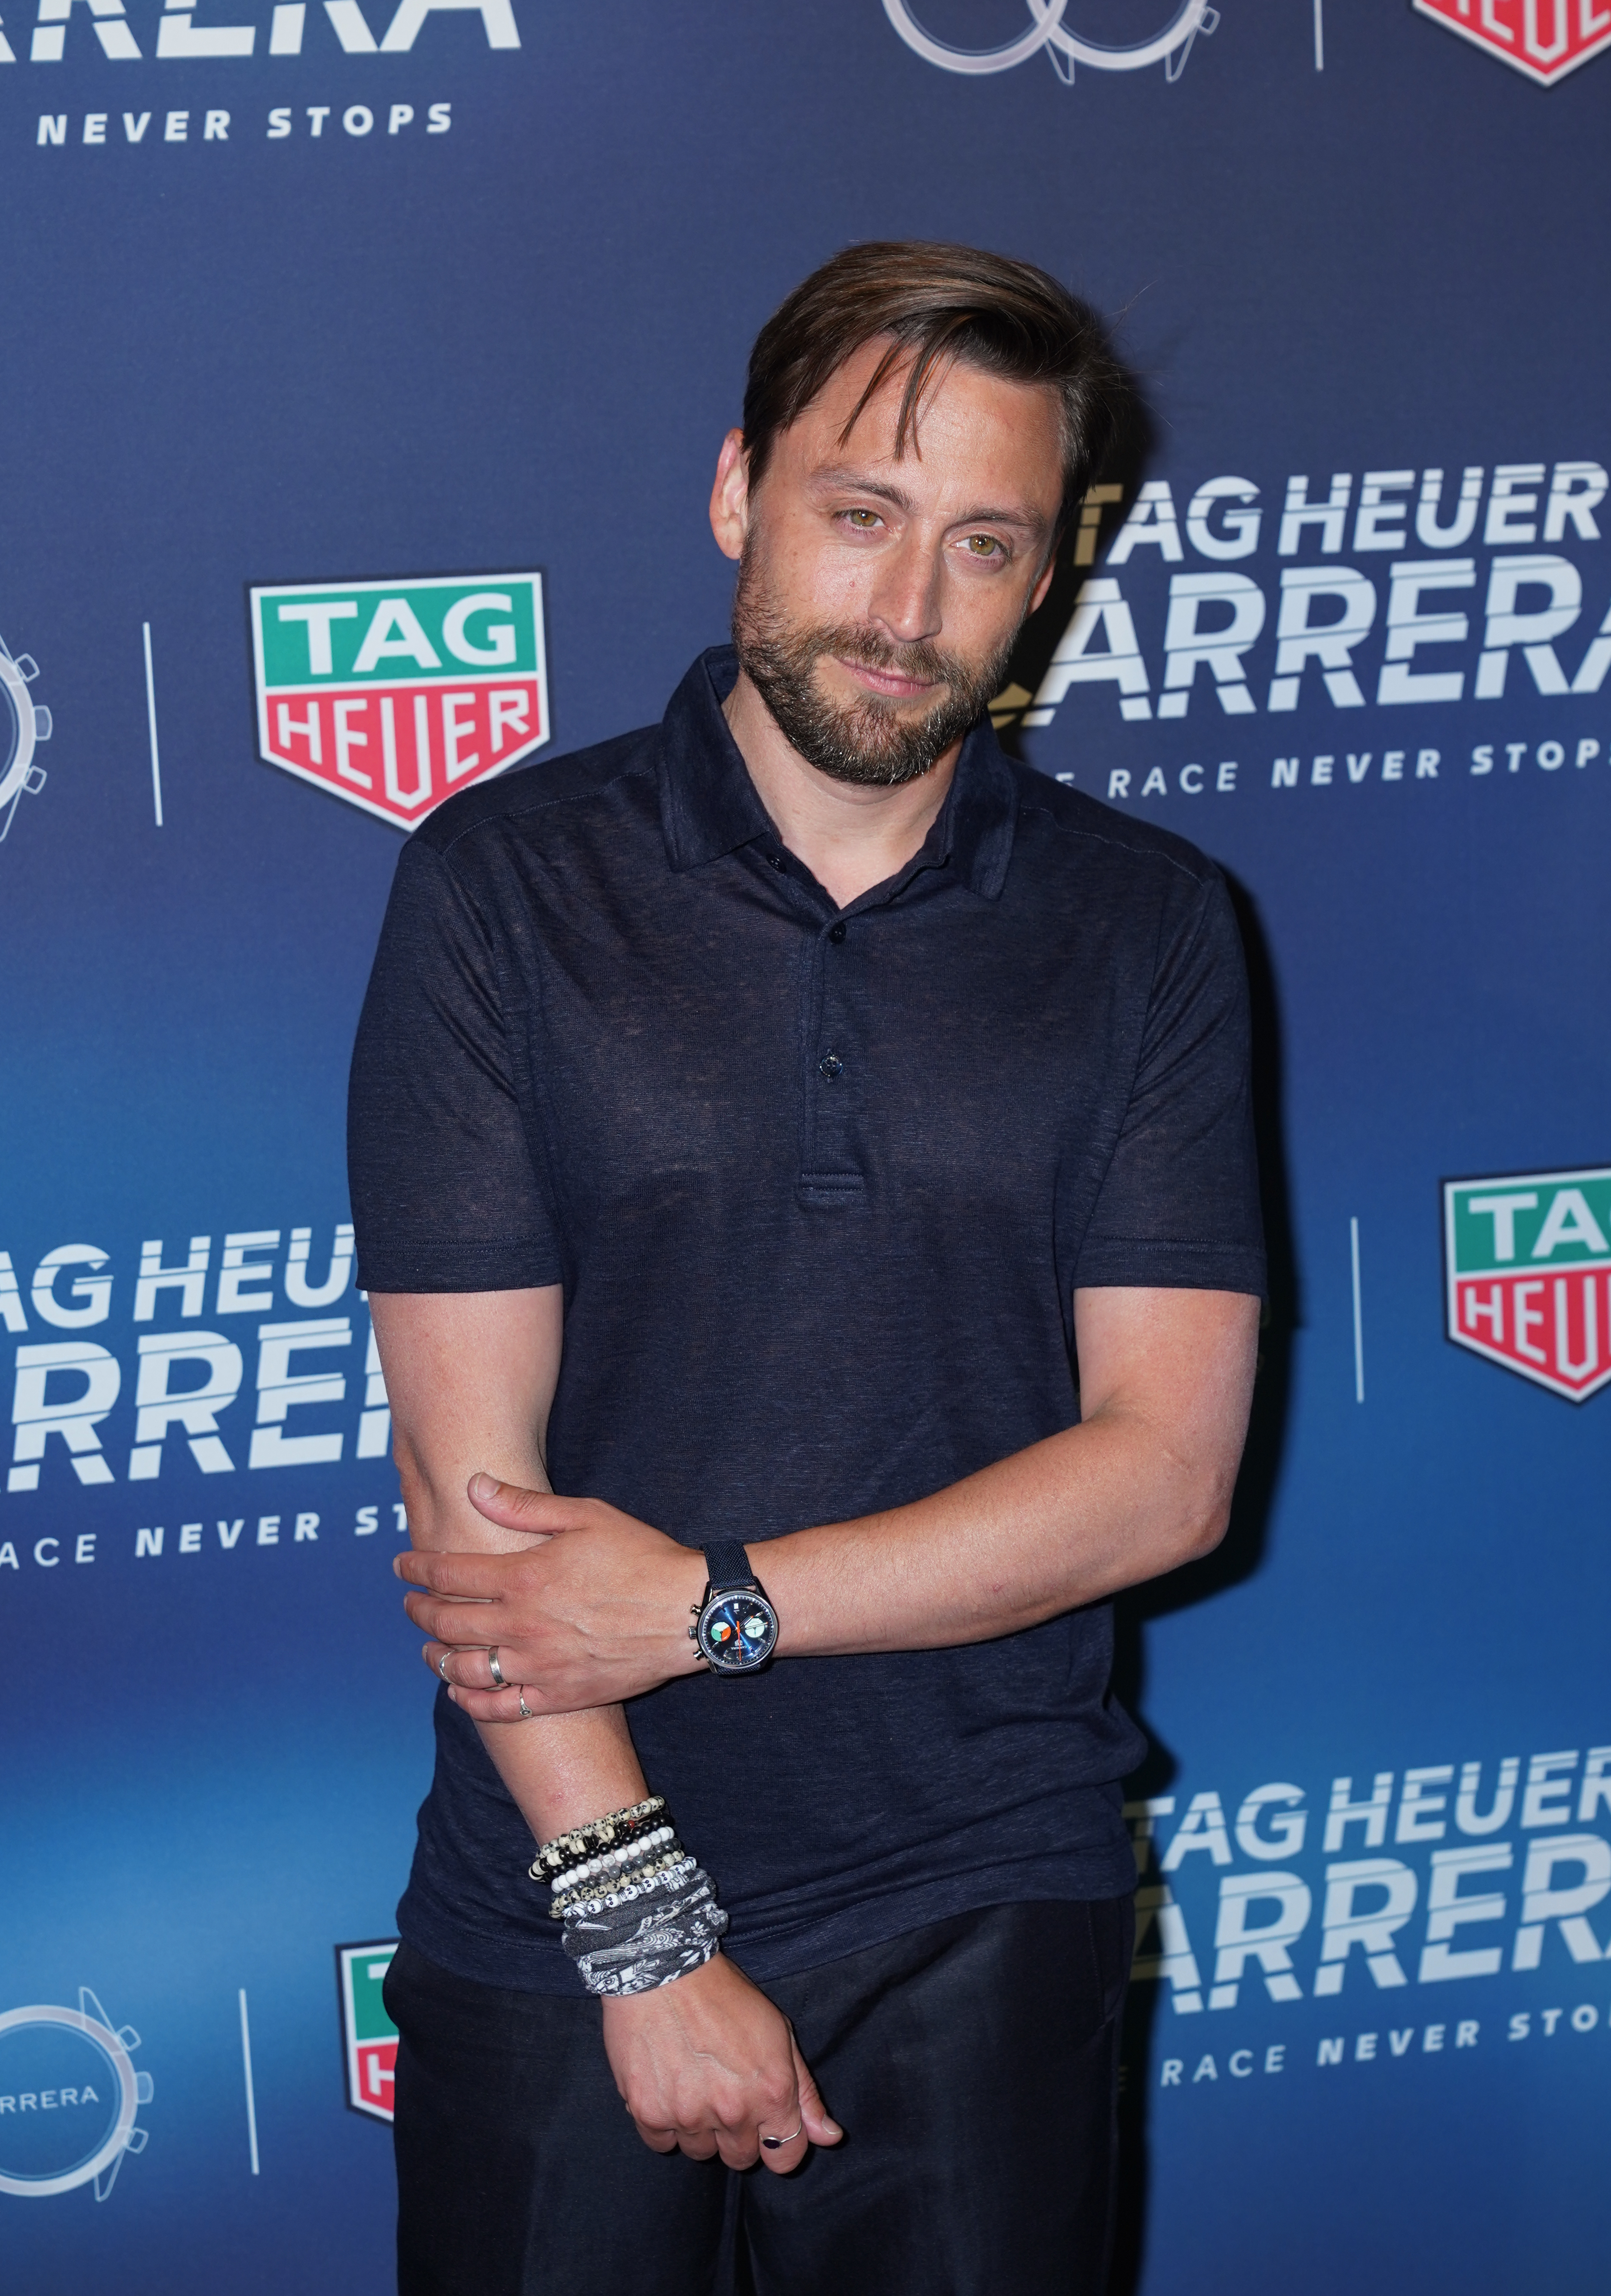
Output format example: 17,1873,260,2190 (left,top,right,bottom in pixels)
657,646,1018,901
